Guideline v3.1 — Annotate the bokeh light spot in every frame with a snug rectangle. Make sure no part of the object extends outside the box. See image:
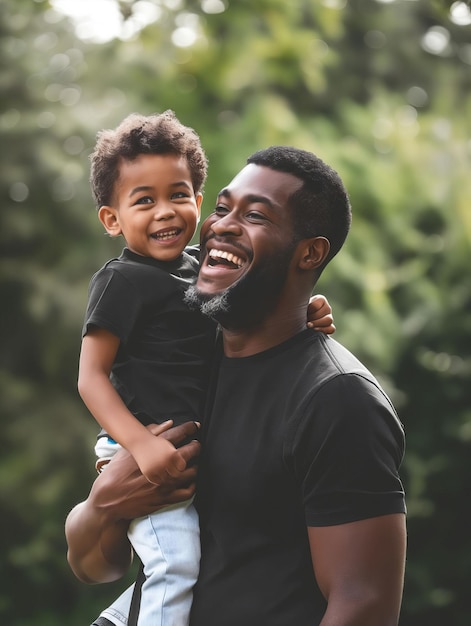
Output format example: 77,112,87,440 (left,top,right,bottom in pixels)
10,182,29,203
